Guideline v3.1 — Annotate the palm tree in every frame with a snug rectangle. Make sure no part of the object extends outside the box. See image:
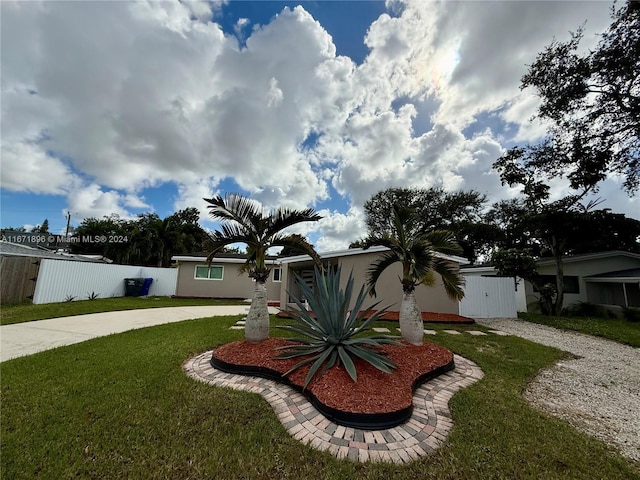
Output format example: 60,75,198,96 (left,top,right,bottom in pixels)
363,203,465,345
205,193,322,343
